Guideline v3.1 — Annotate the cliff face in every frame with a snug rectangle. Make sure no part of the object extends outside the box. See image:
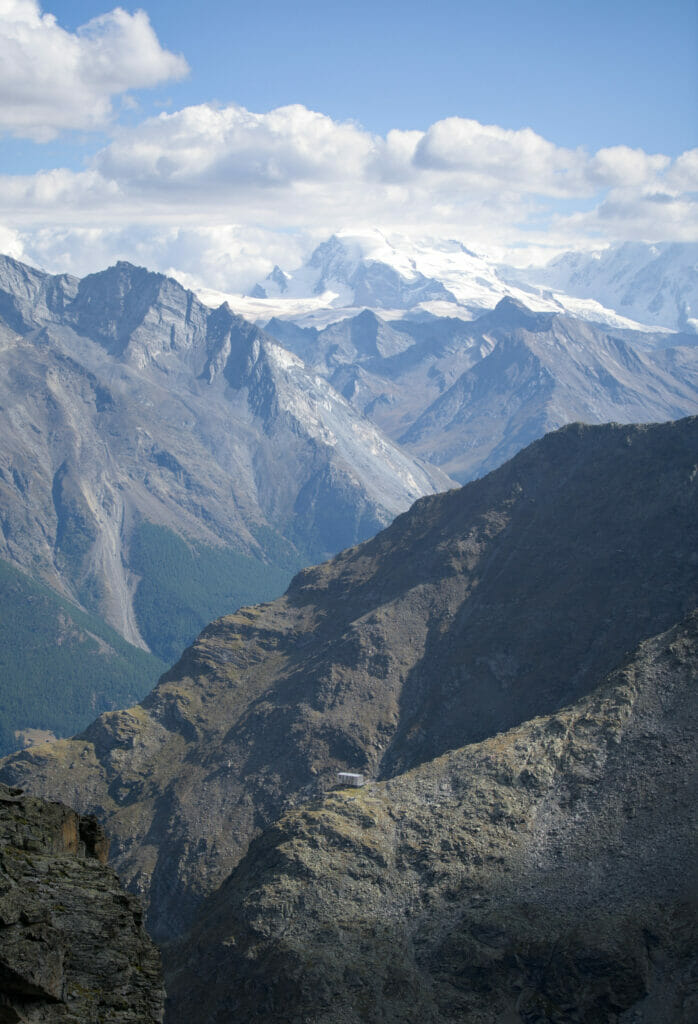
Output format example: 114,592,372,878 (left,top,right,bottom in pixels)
166,612,698,1023
2,417,696,957
0,255,448,651
0,783,164,1022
